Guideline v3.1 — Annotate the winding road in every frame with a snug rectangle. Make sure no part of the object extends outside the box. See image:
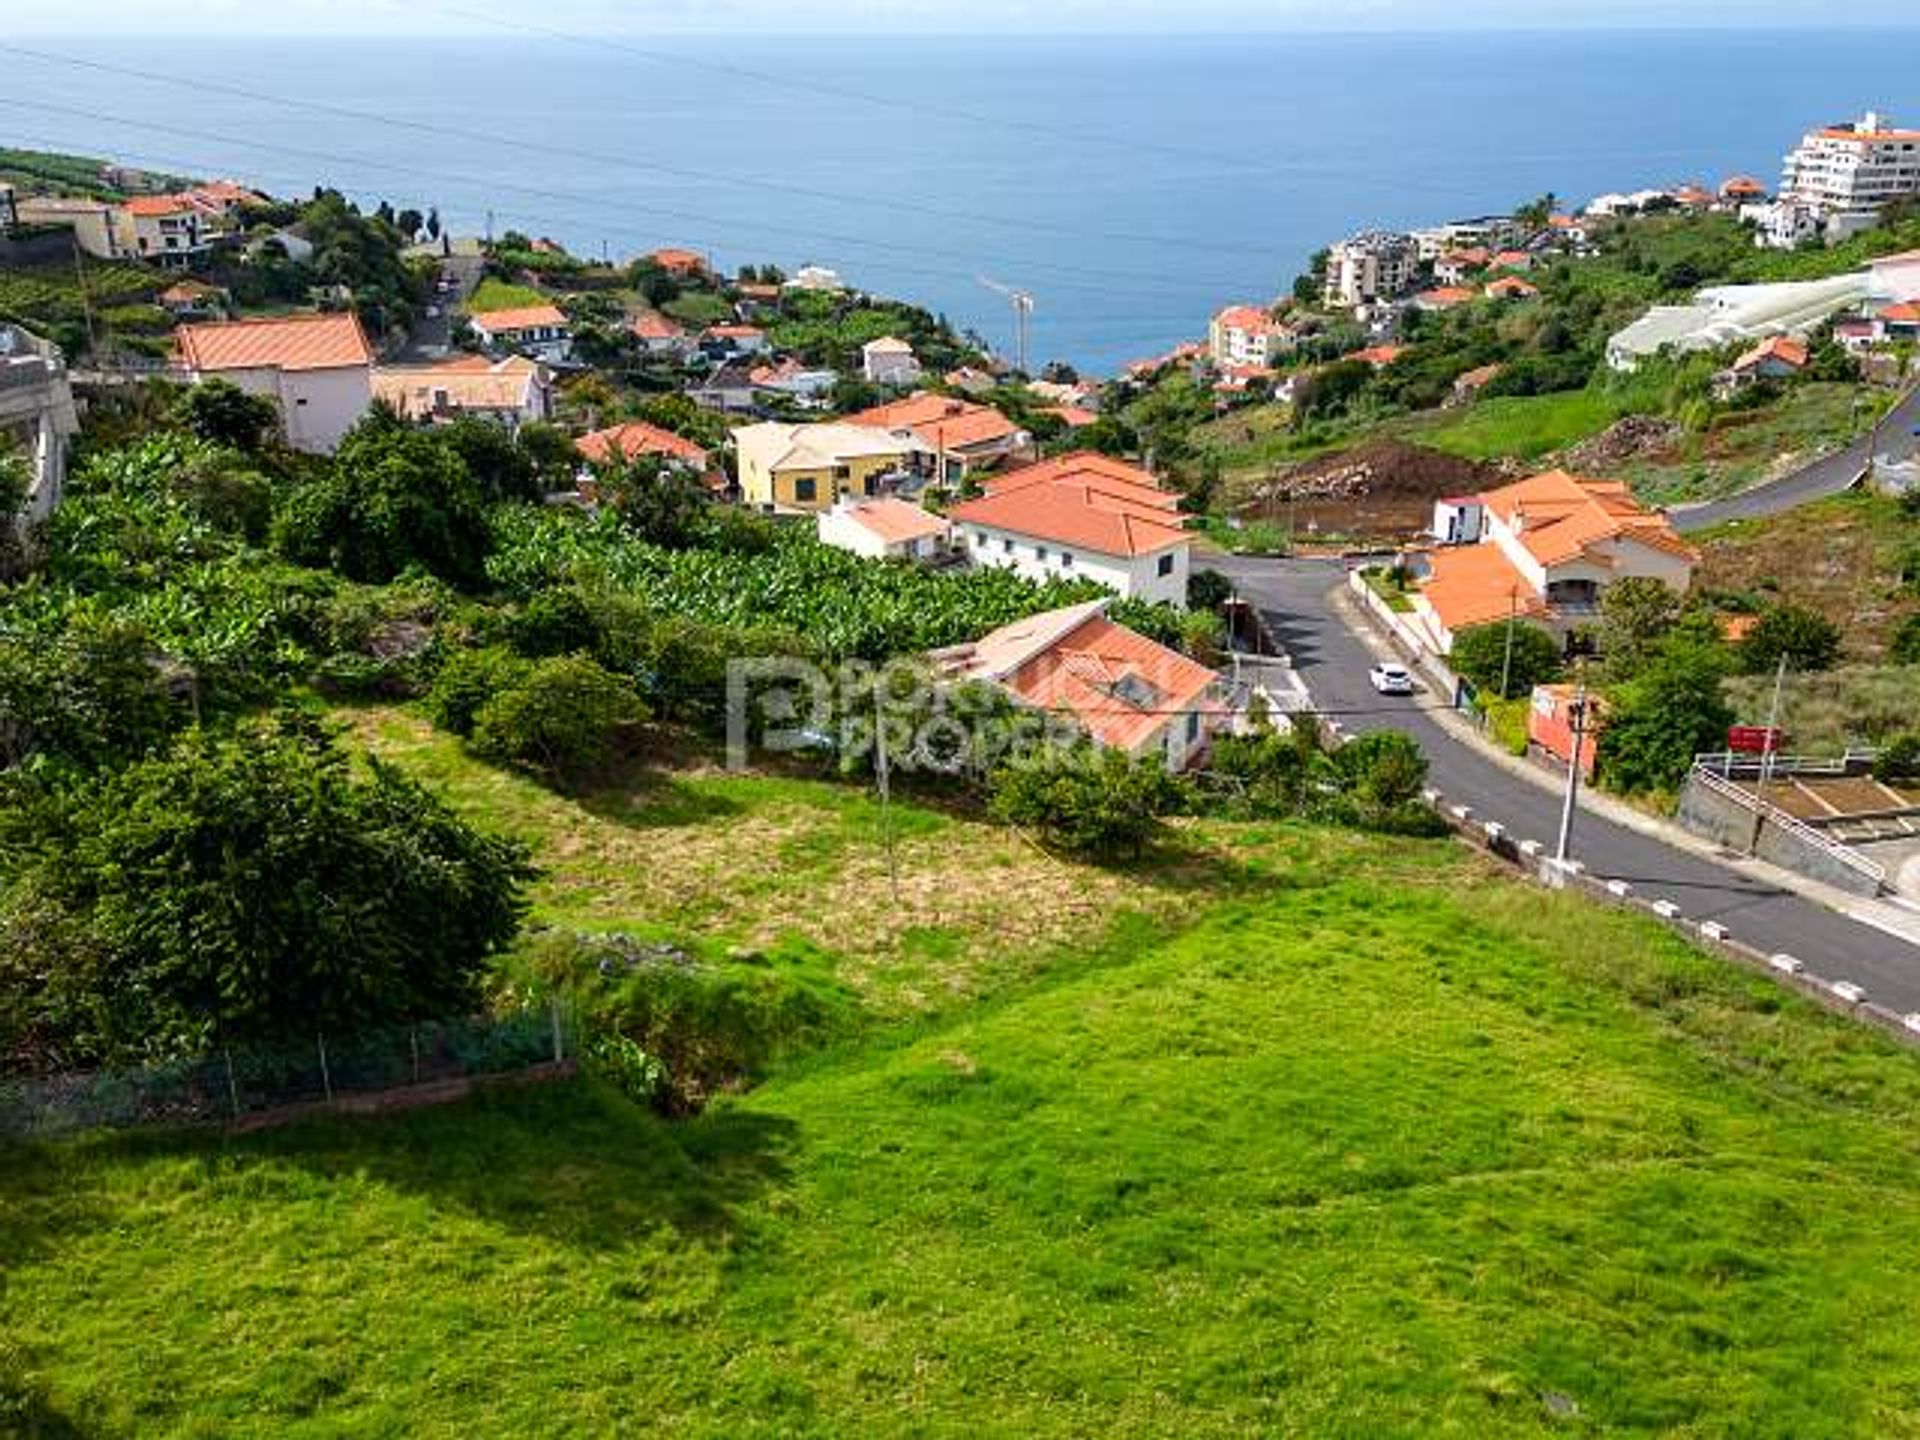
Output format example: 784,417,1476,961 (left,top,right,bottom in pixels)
1214,555,1920,1011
